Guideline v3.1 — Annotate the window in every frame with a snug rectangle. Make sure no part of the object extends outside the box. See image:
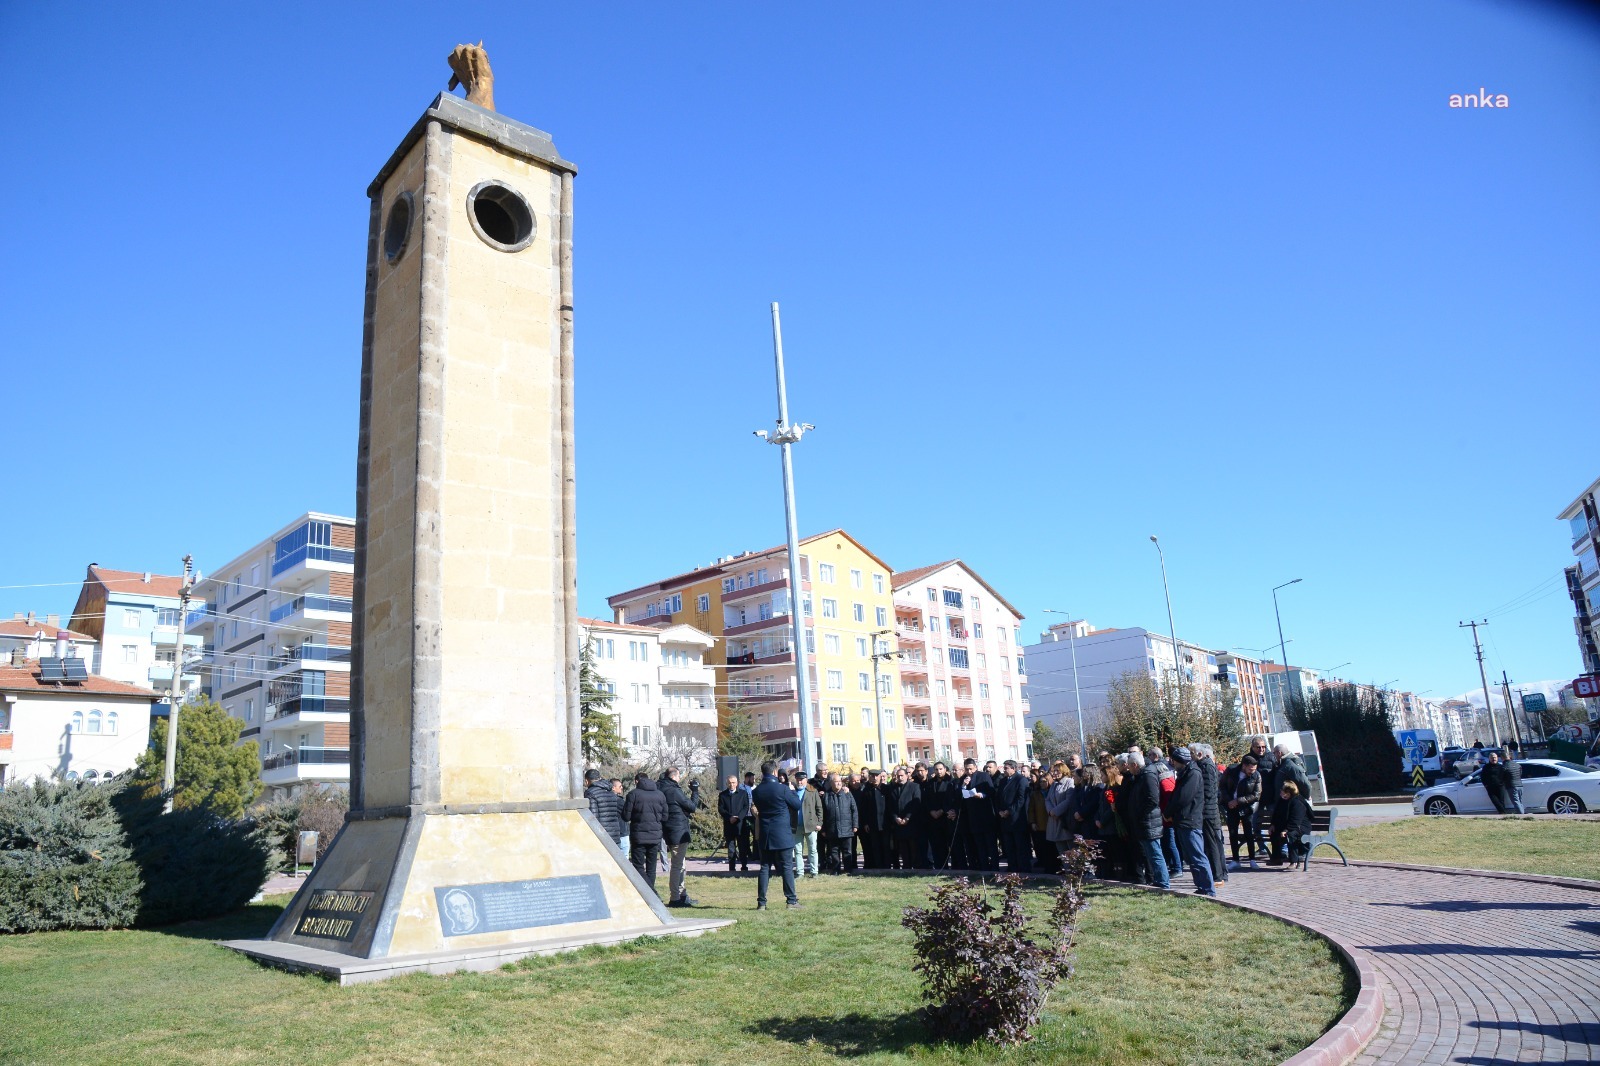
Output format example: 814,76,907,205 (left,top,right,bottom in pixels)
806,628,816,653
864,743,876,764
887,743,899,764
873,573,885,593
827,670,843,690
939,712,950,728
949,648,970,669
850,569,862,589
821,598,838,618
937,680,947,696
884,705,896,726
70,711,84,733
832,743,849,763
642,684,650,703
858,672,870,691
632,725,641,745
697,593,709,612
229,662,238,684
244,698,254,722
87,710,103,734
818,563,835,583
974,624,983,638
825,633,841,654
156,607,181,627
980,683,990,698
862,707,872,727
852,602,865,622
829,706,846,726
1013,627,1022,645
1007,716,1017,732
1016,655,1025,674
1000,628,1008,644
875,606,887,626
855,636,868,656
121,645,138,667
977,653,986,668
596,638,613,658
943,589,963,609
106,711,119,735
932,648,943,665
878,675,891,696
122,609,140,629
983,714,993,728
926,587,937,601
669,594,682,613
1521,763,1559,779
